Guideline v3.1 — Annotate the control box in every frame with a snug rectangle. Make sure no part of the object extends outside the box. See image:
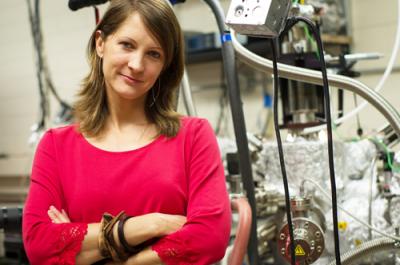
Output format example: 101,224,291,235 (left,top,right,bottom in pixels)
225,0,292,37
